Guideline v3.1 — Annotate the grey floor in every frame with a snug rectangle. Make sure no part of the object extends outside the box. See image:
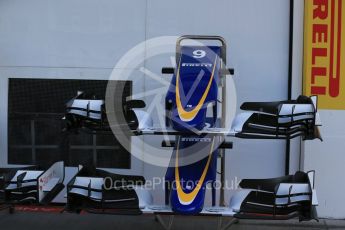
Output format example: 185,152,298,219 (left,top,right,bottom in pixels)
1,211,345,230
